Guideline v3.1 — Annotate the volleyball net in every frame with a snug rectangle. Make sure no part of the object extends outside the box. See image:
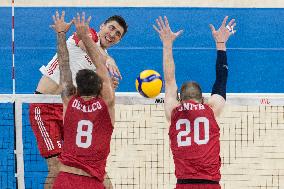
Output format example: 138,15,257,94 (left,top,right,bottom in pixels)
0,93,283,189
